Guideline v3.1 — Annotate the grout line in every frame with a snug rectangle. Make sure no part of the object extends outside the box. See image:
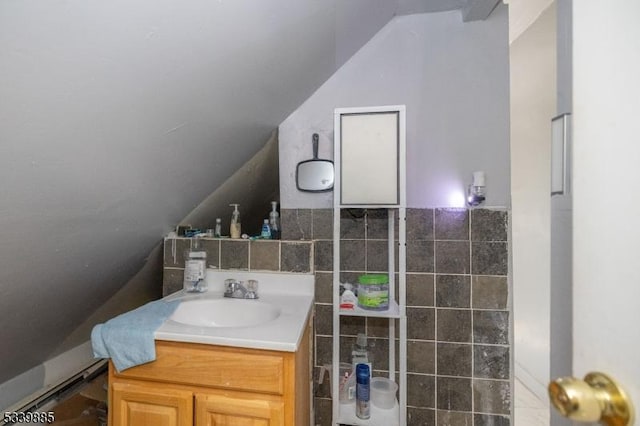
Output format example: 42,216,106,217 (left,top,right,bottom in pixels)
469,210,476,423
277,240,282,271
218,239,221,269
247,240,251,271
318,237,508,243
432,207,438,421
